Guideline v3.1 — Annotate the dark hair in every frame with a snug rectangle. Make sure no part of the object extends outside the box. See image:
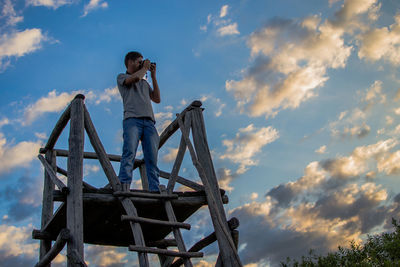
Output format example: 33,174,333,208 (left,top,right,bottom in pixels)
124,51,143,68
